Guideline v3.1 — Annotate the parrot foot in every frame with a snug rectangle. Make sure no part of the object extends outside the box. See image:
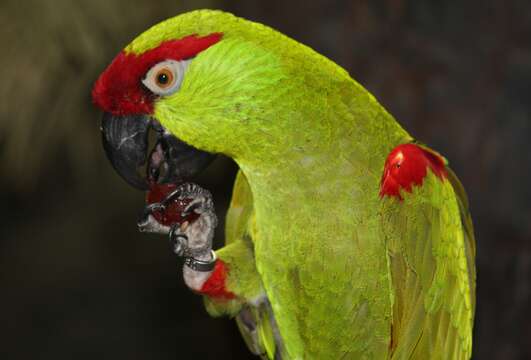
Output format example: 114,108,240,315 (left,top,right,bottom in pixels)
137,182,214,233
137,182,218,273
137,202,170,234
167,187,217,258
